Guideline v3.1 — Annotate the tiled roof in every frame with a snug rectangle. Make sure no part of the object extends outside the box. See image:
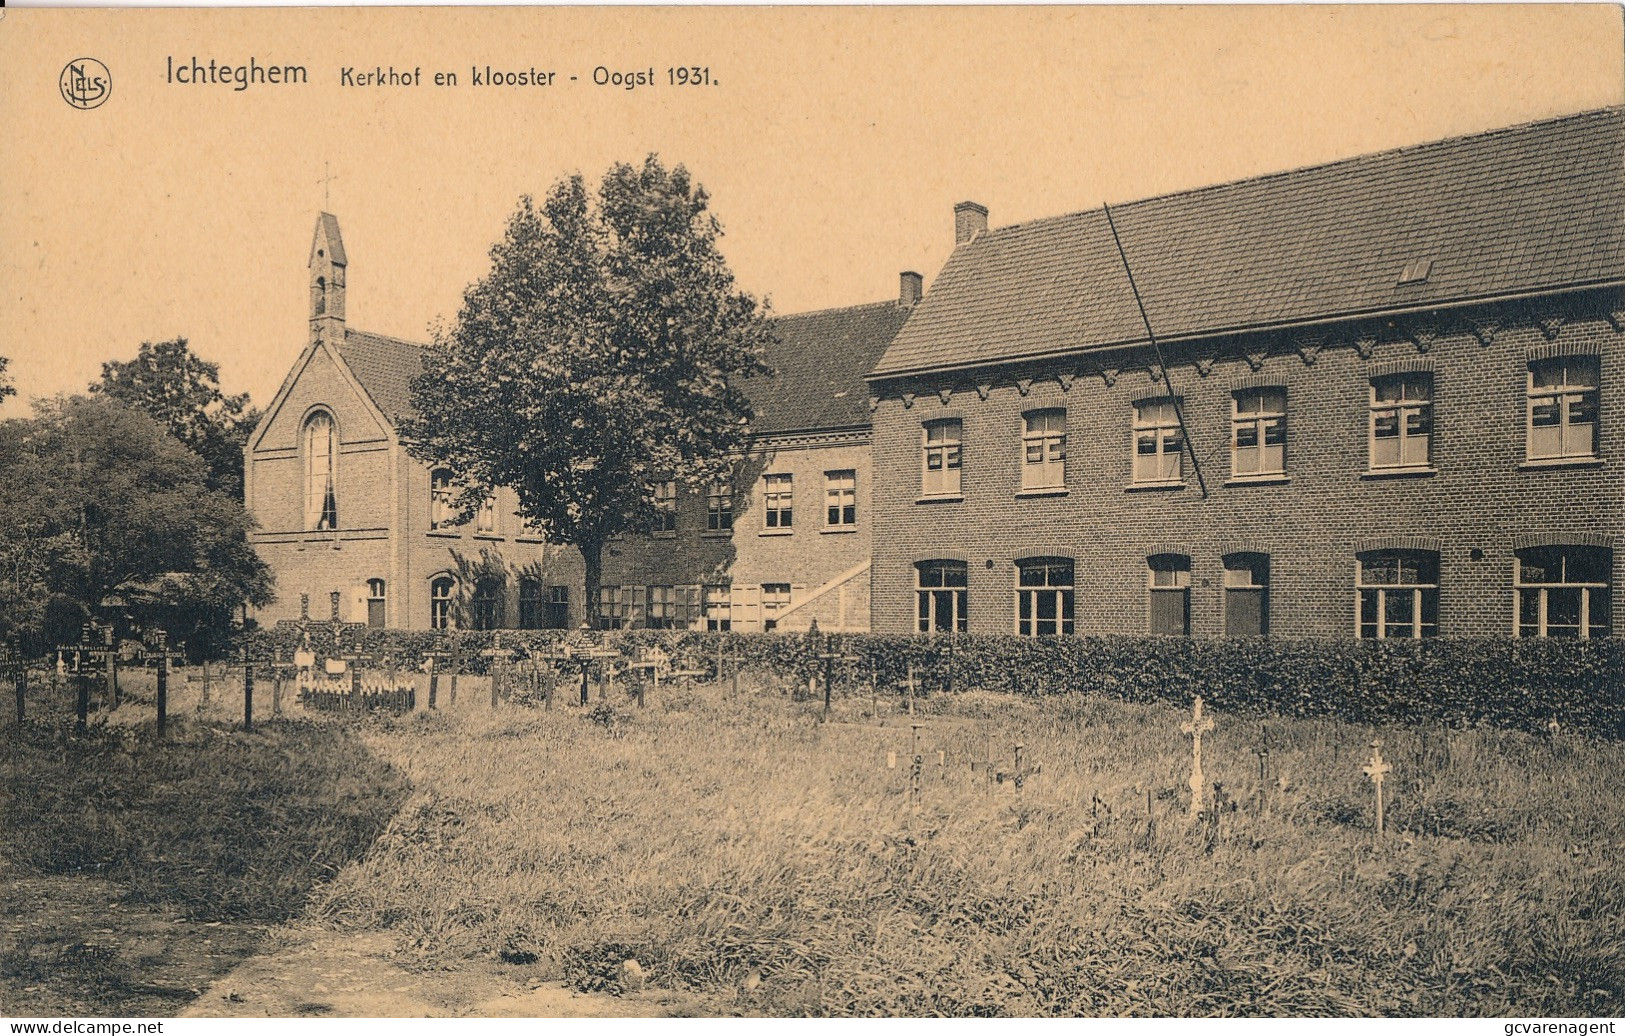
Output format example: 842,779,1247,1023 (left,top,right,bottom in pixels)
331,301,910,435
335,329,430,424
873,107,1624,379
746,301,913,435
